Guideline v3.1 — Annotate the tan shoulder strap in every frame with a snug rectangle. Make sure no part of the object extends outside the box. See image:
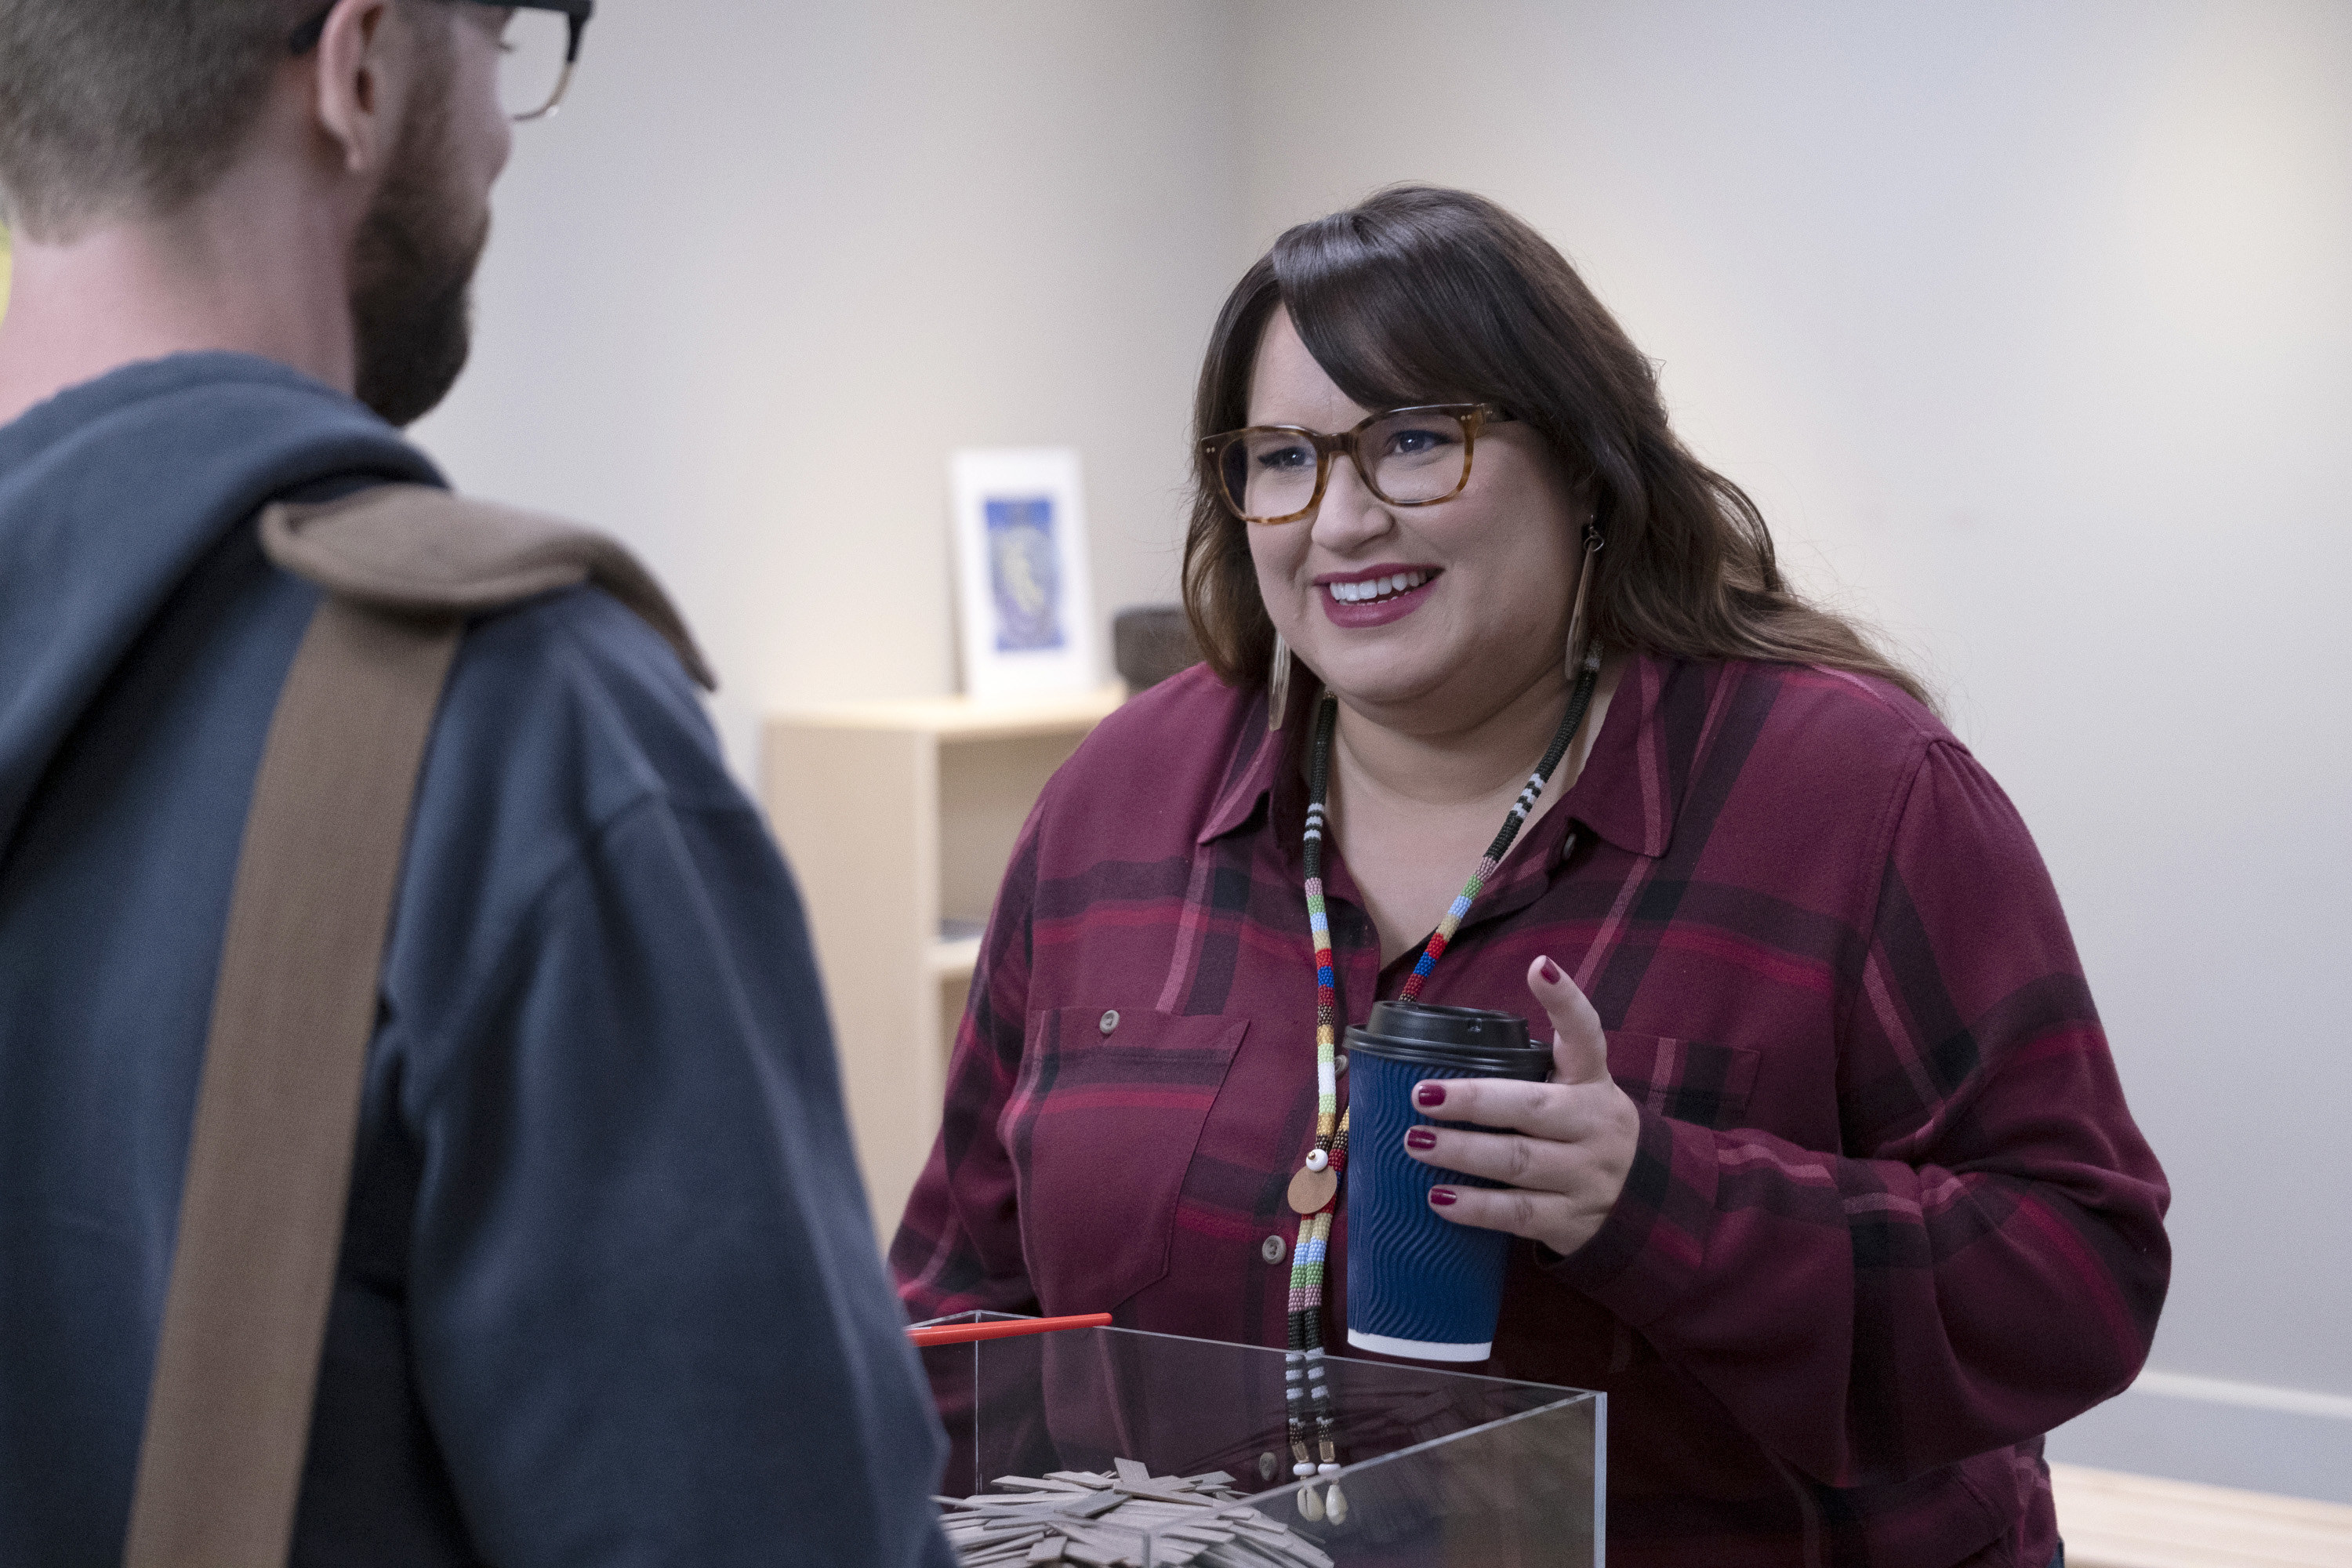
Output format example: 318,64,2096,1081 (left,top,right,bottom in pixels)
124,486,710,1568
261,483,716,690
122,598,459,1568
